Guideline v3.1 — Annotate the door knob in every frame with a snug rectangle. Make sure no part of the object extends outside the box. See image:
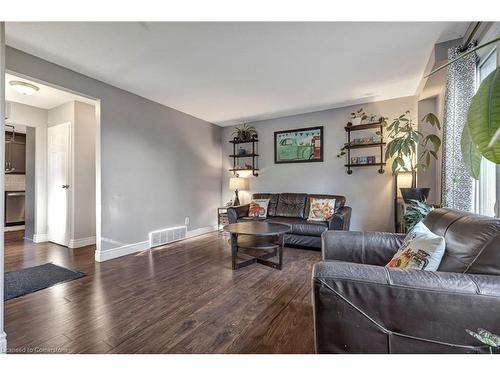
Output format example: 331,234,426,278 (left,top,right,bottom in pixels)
62,184,70,189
